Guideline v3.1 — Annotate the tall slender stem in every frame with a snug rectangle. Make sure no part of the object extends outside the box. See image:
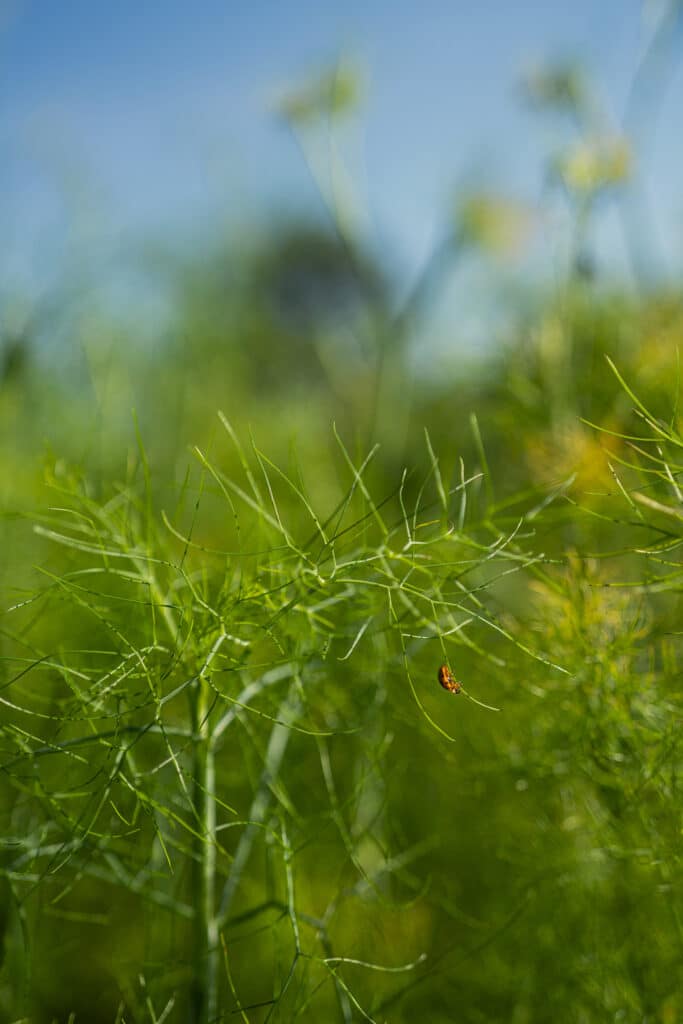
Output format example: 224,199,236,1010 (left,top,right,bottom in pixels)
189,635,226,1023
190,675,218,1023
